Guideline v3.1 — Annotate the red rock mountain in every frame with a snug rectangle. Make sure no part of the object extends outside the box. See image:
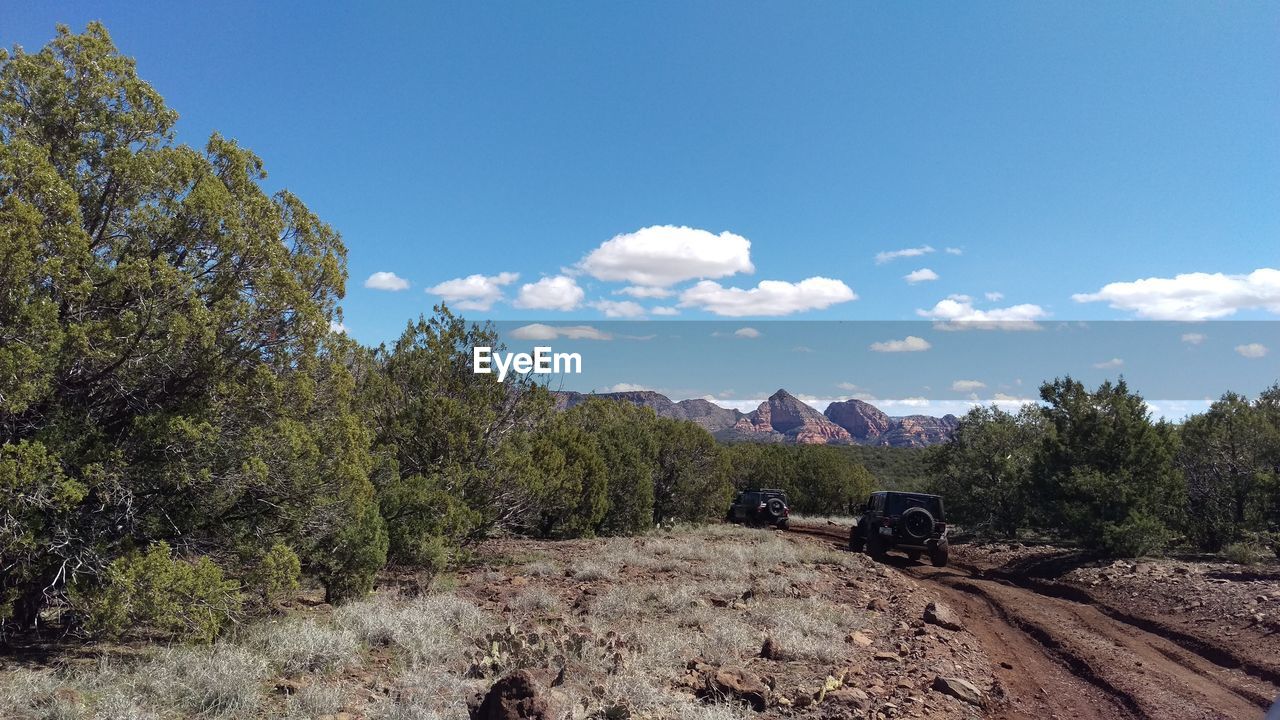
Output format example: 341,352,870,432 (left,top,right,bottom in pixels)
551,389,957,447
730,389,853,445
